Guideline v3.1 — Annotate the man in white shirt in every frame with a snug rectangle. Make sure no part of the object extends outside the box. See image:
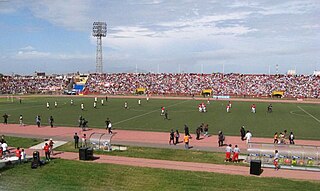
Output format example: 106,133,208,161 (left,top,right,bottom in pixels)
244,131,252,144
2,141,9,156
